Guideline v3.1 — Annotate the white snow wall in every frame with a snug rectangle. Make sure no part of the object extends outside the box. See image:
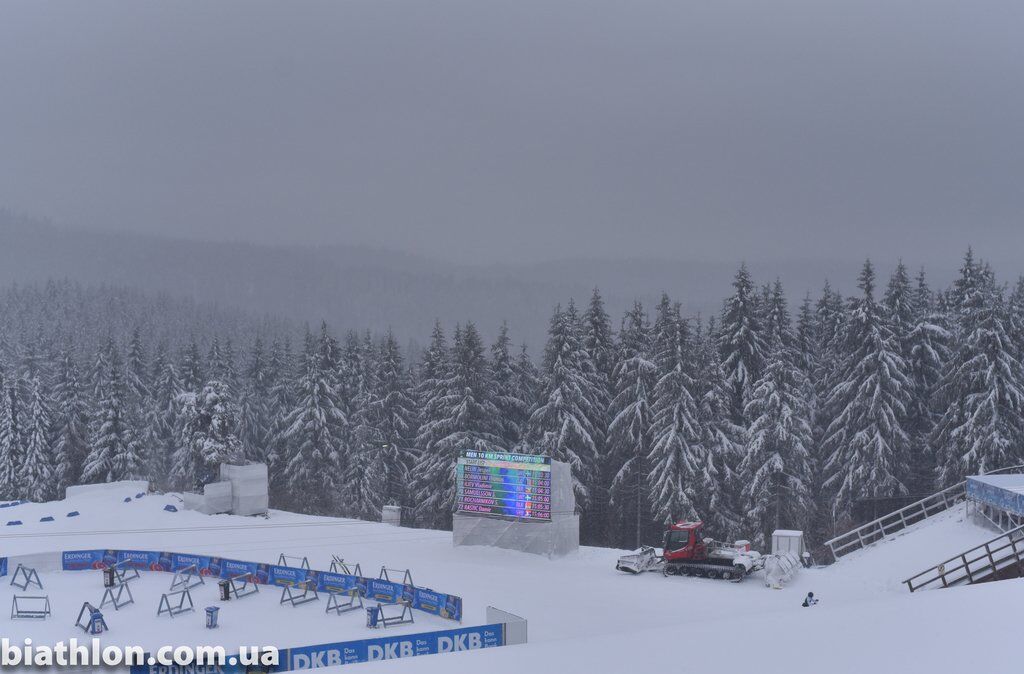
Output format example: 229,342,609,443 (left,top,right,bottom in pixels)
220,462,269,516
181,463,269,515
65,480,149,499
